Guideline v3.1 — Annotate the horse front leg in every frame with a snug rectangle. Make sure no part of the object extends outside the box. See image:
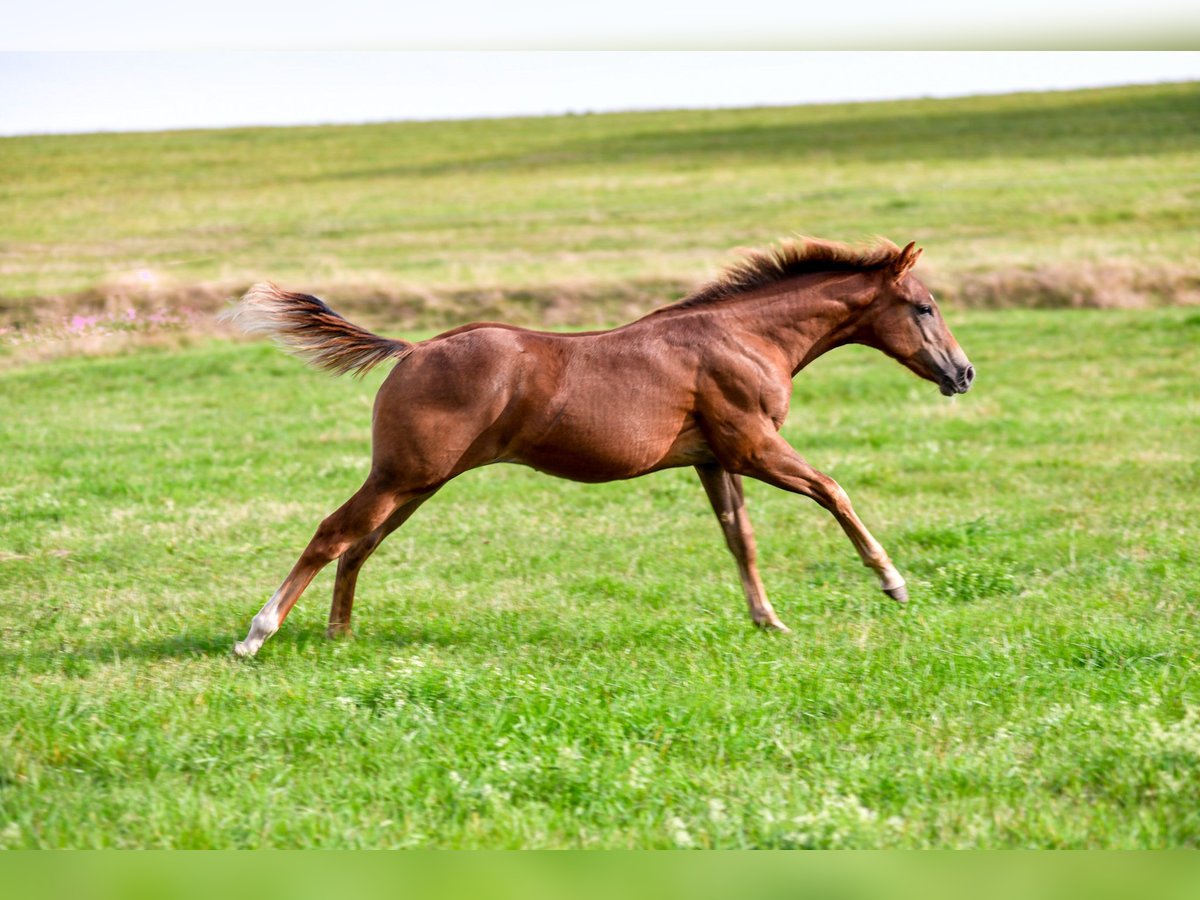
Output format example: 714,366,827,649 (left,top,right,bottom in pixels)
725,434,908,604
233,475,410,658
327,490,437,639
694,463,790,632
